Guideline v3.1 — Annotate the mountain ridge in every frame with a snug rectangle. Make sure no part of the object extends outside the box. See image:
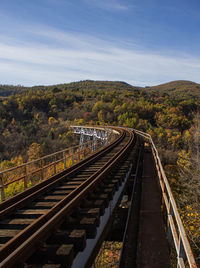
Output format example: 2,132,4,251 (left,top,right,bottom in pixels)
0,79,200,97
